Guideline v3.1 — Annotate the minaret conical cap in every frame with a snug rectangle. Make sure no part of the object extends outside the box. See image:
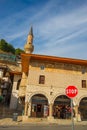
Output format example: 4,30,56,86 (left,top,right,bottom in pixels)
29,26,33,36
